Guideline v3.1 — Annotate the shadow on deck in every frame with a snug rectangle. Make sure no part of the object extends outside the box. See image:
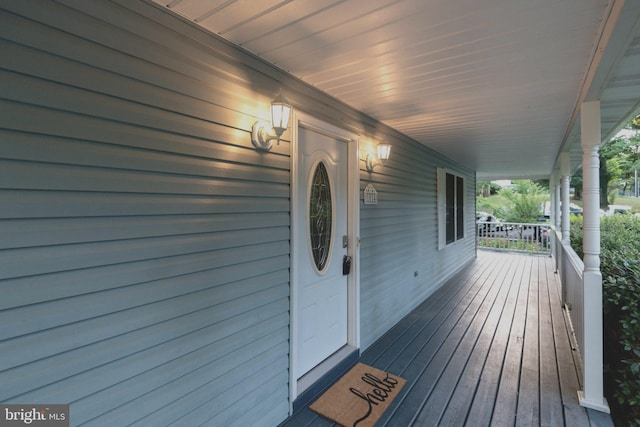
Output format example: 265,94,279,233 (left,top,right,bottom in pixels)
282,250,614,426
